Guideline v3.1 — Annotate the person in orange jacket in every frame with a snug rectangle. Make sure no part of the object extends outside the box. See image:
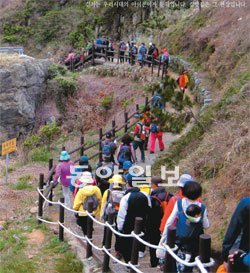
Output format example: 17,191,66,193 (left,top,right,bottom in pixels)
177,70,189,93
159,173,193,232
